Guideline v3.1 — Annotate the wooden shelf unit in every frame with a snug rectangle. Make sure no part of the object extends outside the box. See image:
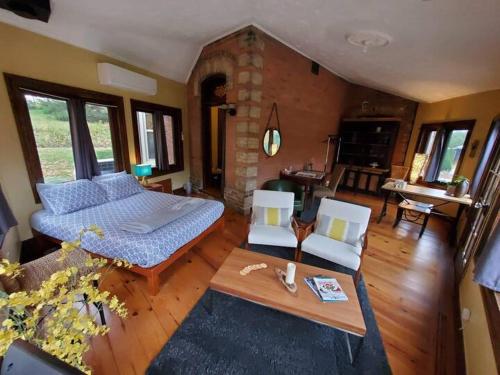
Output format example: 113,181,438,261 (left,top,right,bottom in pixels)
337,118,400,195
